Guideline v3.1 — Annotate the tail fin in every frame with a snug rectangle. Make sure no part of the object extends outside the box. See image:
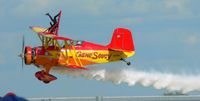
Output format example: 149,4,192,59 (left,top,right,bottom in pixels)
108,28,135,52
